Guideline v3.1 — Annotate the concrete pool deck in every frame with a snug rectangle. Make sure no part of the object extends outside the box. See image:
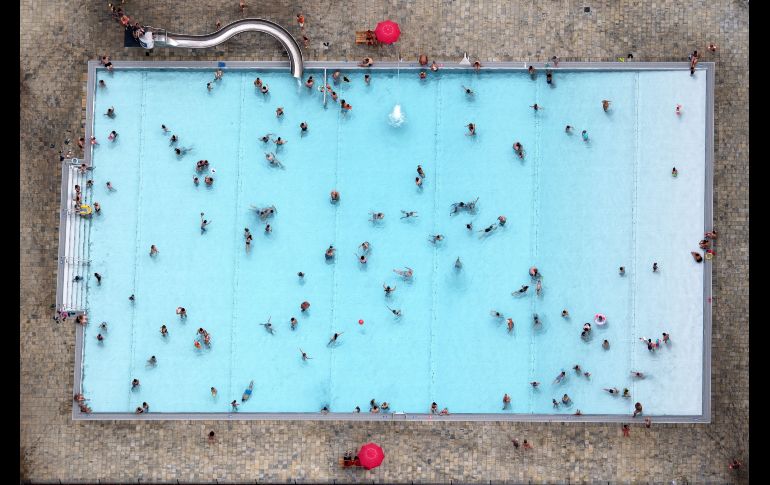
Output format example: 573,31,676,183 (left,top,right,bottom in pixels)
21,0,747,482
